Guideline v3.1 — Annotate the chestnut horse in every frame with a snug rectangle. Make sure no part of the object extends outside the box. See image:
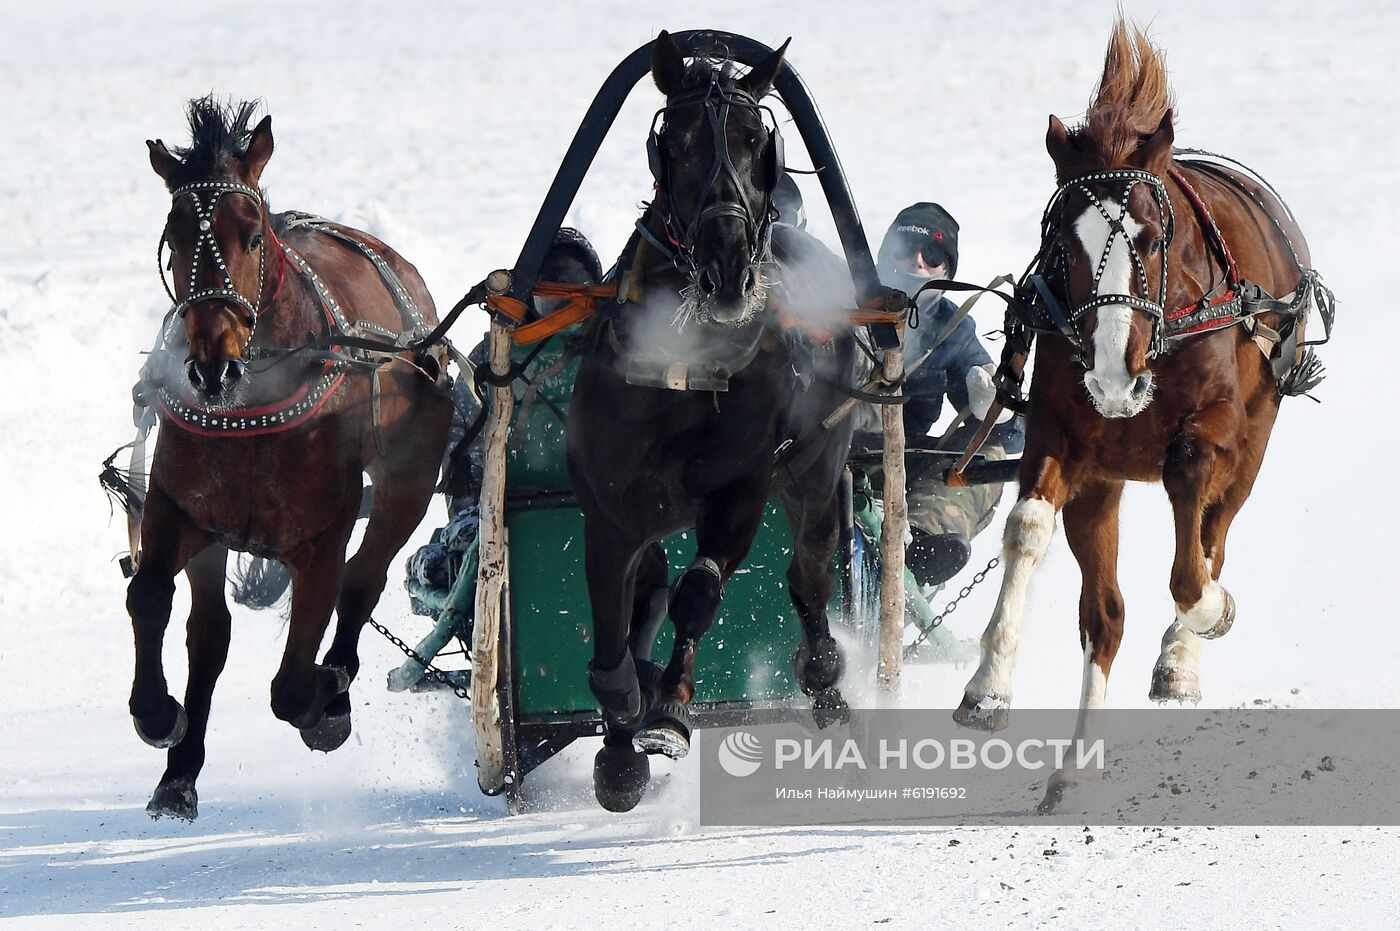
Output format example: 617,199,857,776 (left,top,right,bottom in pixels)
950,23,1332,810
127,98,452,819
